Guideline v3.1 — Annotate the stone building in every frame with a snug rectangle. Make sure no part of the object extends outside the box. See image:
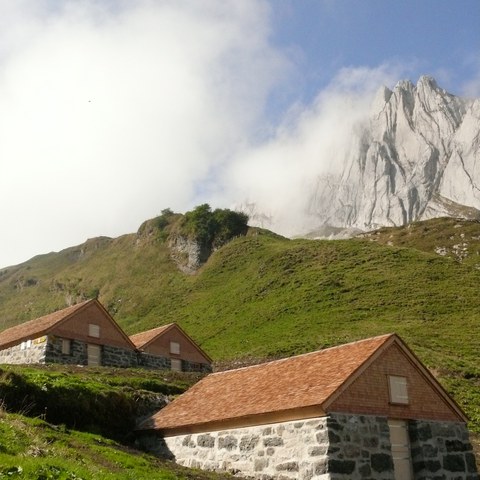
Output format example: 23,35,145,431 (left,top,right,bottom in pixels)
130,323,212,373
138,334,478,480
0,299,210,372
